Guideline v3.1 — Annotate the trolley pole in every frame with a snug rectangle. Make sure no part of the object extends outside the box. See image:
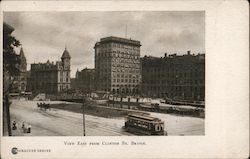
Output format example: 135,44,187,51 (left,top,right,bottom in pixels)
5,95,12,136
82,97,86,136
